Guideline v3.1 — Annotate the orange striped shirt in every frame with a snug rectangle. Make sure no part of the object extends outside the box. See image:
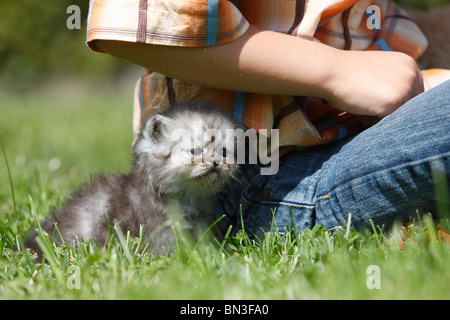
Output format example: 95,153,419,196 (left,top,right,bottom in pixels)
87,0,450,147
